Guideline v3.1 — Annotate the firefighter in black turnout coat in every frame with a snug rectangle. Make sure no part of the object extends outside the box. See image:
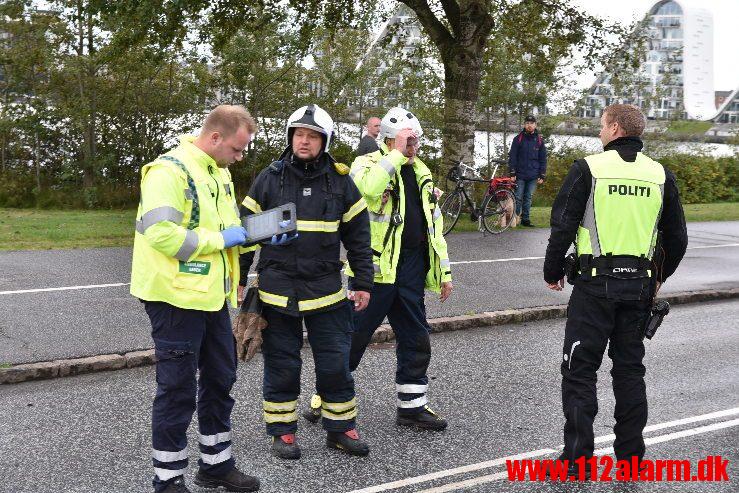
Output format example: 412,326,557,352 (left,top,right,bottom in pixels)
239,104,374,459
